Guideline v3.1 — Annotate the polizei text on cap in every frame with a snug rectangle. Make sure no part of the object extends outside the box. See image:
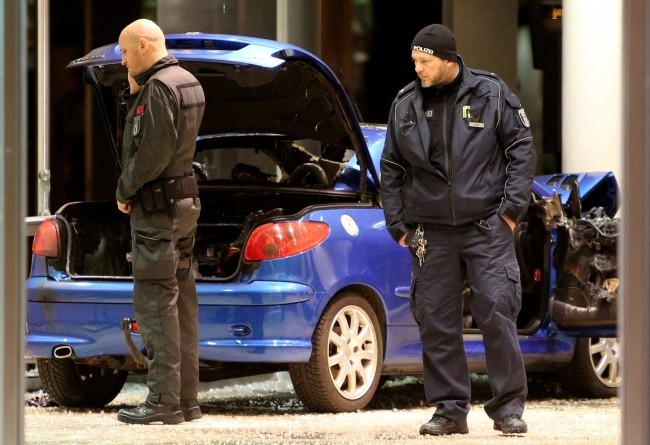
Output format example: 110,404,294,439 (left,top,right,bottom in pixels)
413,45,435,55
